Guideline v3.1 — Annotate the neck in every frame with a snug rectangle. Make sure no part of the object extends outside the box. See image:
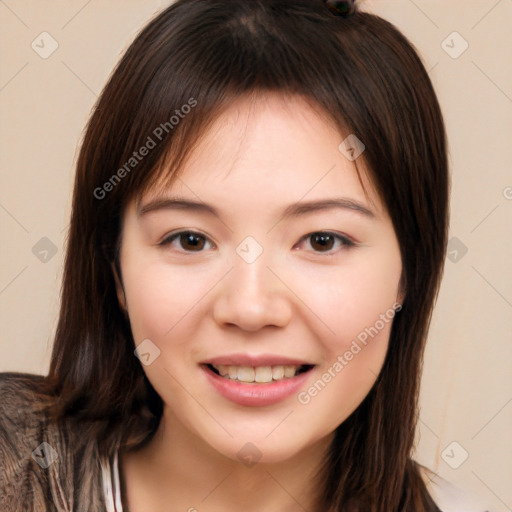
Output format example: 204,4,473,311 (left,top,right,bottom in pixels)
120,406,332,512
